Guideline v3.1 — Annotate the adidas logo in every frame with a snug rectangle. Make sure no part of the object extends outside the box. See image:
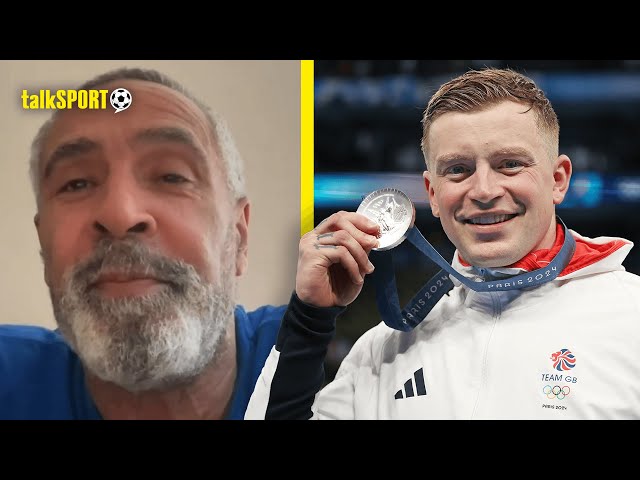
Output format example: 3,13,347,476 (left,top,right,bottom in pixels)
394,368,427,399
